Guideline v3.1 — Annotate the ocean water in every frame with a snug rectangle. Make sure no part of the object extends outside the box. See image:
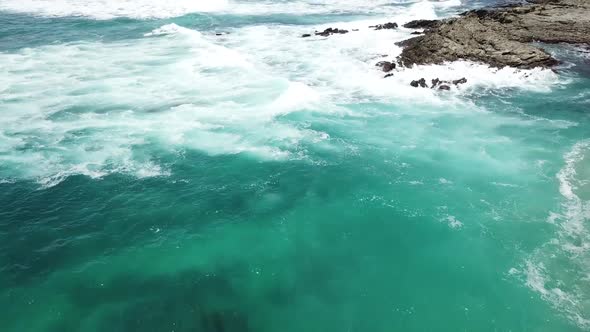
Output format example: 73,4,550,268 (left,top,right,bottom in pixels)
1,0,589,331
